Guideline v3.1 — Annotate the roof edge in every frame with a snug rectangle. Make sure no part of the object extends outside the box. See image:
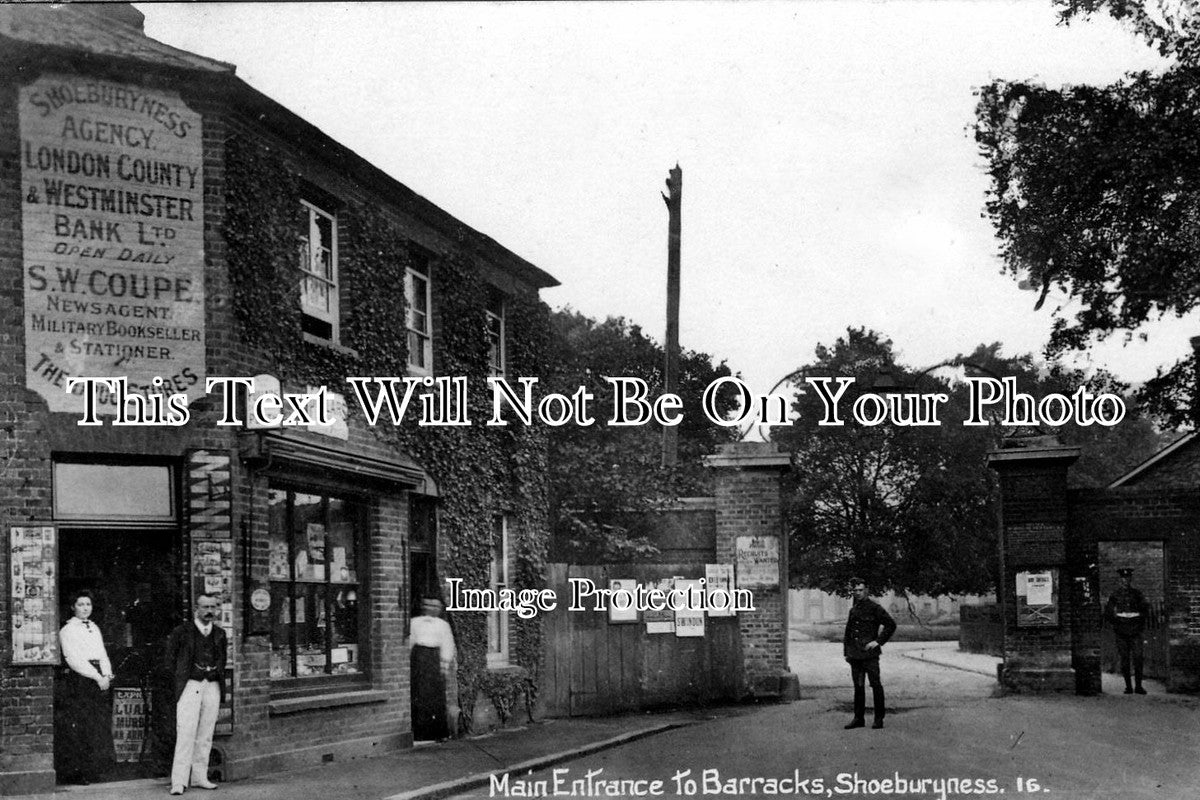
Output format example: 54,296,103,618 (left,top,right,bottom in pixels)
1107,431,1197,488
